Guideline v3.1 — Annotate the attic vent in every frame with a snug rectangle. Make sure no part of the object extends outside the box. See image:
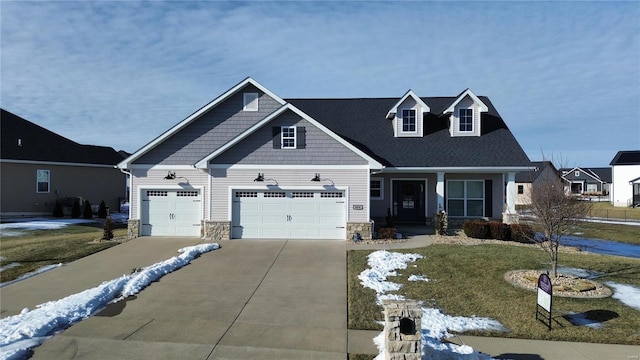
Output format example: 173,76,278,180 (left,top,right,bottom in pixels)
18,138,22,147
